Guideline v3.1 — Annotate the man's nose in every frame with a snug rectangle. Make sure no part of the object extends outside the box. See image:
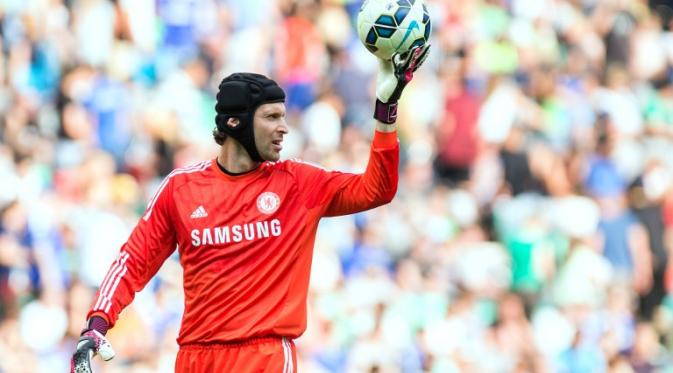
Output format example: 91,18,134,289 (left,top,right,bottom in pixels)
278,119,289,134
